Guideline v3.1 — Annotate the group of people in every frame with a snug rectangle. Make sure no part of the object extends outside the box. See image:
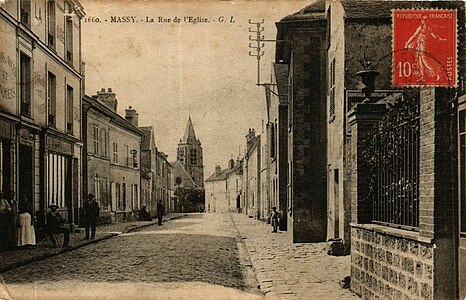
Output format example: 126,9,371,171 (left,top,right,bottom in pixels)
139,200,165,226
1,191,167,249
